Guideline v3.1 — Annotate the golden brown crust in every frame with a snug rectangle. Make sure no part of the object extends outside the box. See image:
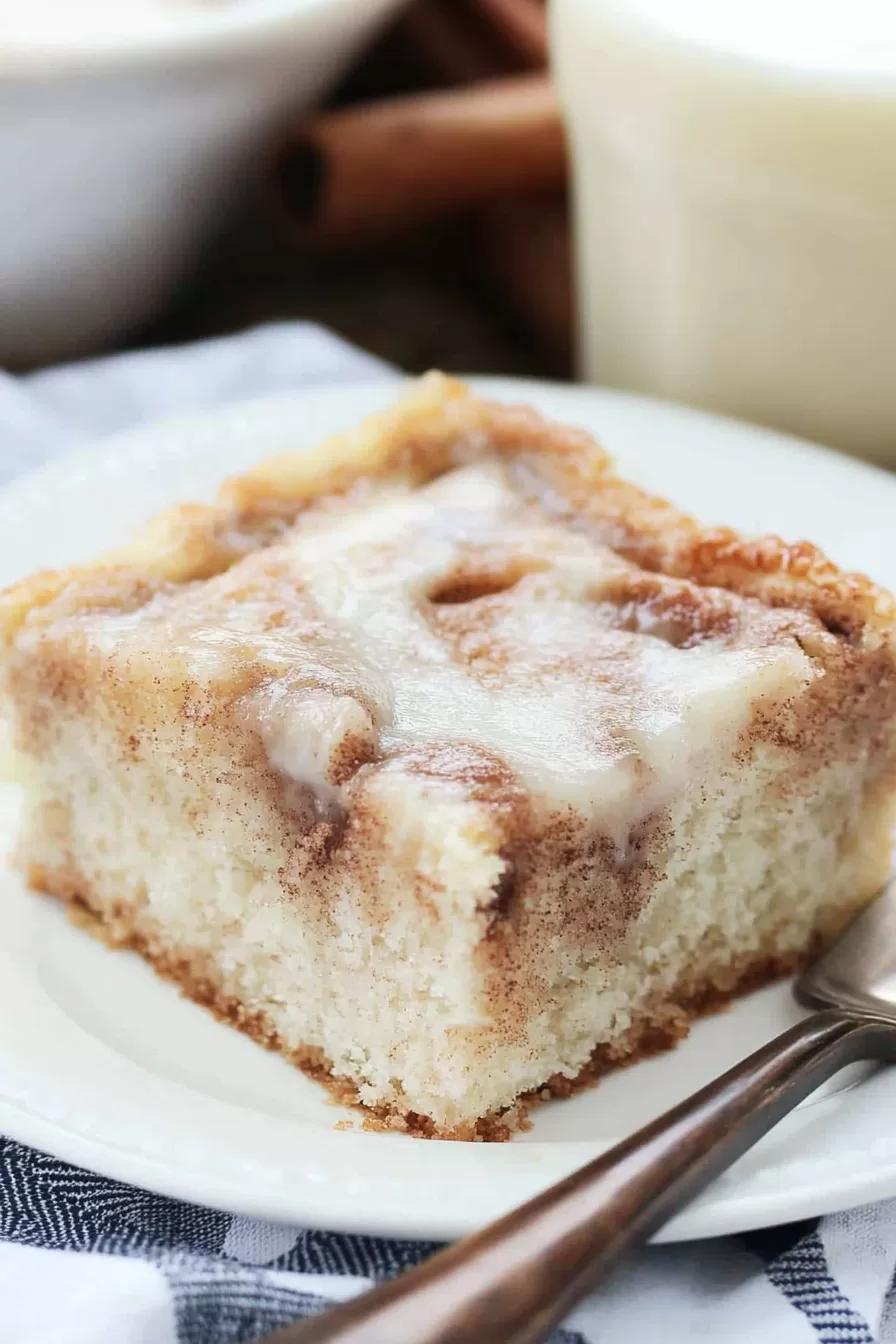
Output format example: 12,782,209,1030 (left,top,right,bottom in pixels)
43,867,811,1142
2,372,893,651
